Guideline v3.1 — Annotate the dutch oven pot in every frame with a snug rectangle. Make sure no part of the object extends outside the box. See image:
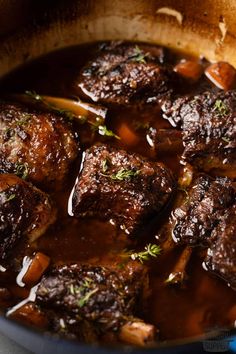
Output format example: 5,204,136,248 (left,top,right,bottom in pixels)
0,1,235,353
